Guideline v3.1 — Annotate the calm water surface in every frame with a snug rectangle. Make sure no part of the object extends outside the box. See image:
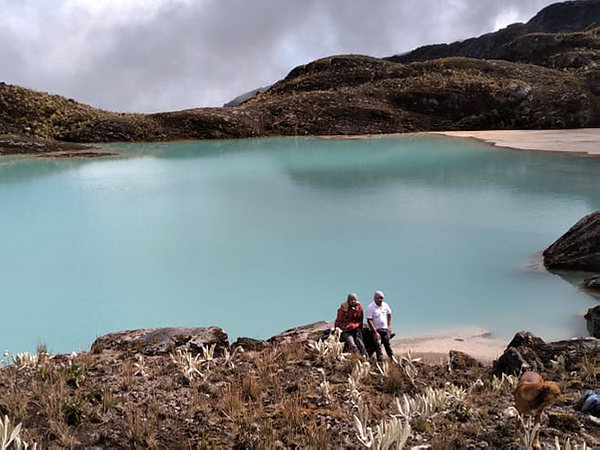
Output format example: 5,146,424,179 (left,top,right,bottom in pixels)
1,135,598,355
